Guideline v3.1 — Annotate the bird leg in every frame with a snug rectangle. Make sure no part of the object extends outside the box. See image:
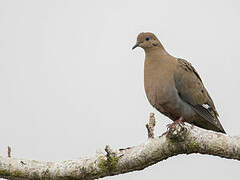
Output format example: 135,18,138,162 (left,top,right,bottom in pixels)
167,116,185,129
161,116,185,136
